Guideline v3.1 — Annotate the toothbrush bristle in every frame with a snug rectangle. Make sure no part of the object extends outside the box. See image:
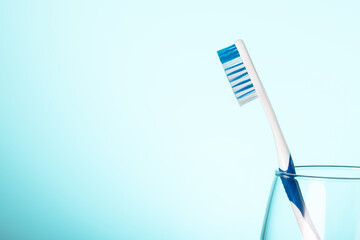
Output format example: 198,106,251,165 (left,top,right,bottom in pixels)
217,44,257,106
